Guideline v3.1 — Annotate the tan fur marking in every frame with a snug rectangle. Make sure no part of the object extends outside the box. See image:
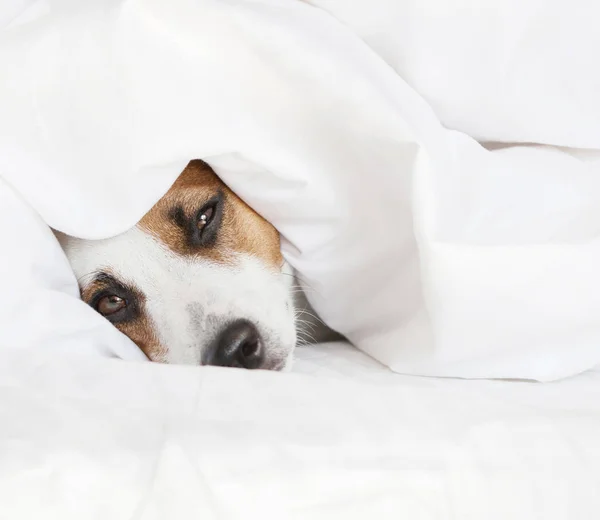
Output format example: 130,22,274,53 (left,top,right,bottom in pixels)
139,160,283,269
81,274,167,362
